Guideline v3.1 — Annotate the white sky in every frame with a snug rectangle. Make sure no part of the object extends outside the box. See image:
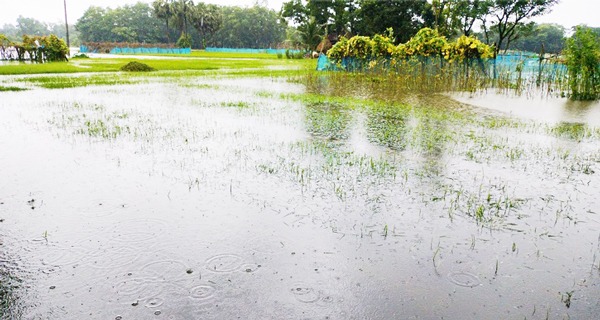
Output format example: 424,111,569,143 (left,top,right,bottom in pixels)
0,0,598,29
